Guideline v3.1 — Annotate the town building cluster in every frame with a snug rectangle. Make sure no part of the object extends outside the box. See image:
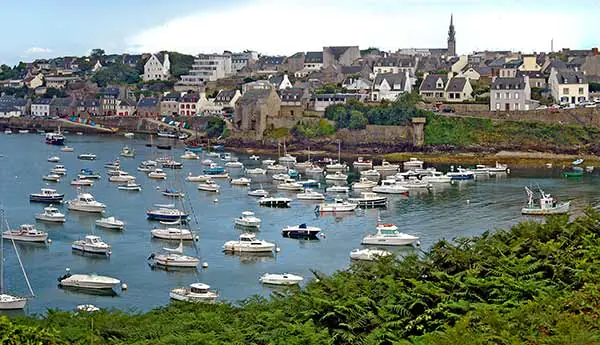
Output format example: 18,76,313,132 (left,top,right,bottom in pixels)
1,15,599,139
